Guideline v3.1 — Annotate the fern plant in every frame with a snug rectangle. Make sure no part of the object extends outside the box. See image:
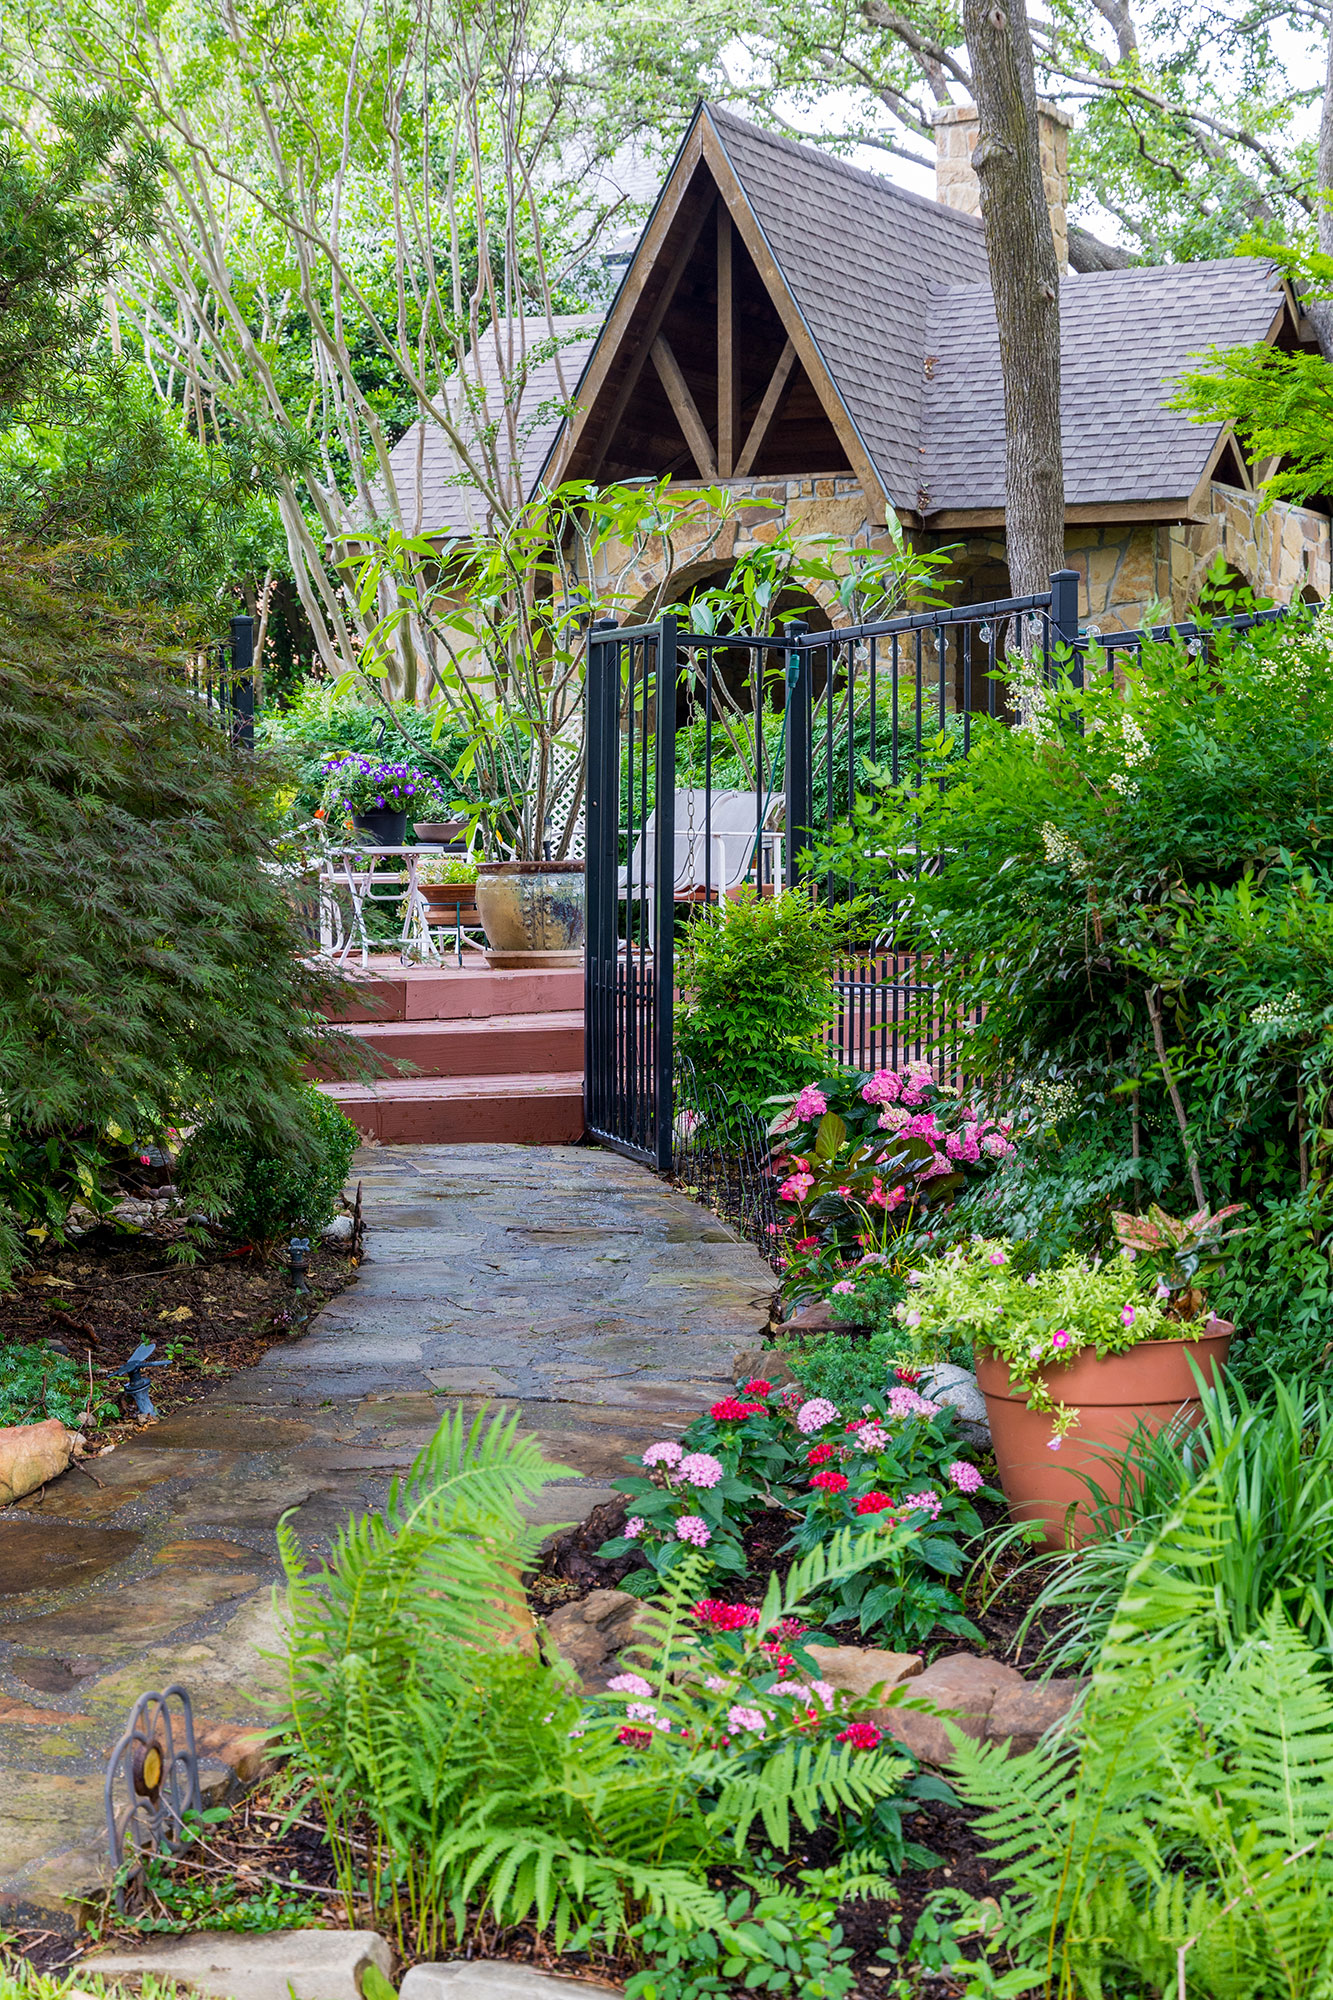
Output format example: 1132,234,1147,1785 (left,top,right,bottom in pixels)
275,1408,915,1961
945,1480,1333,1998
